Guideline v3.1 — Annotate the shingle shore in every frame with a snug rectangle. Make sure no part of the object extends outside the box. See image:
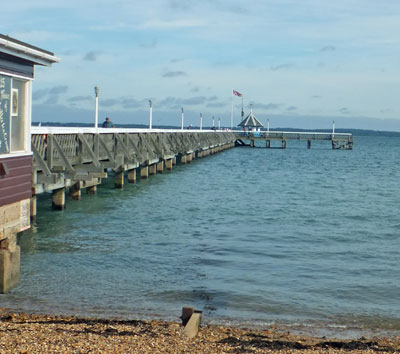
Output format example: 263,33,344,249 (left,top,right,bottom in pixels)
0,309,399,353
